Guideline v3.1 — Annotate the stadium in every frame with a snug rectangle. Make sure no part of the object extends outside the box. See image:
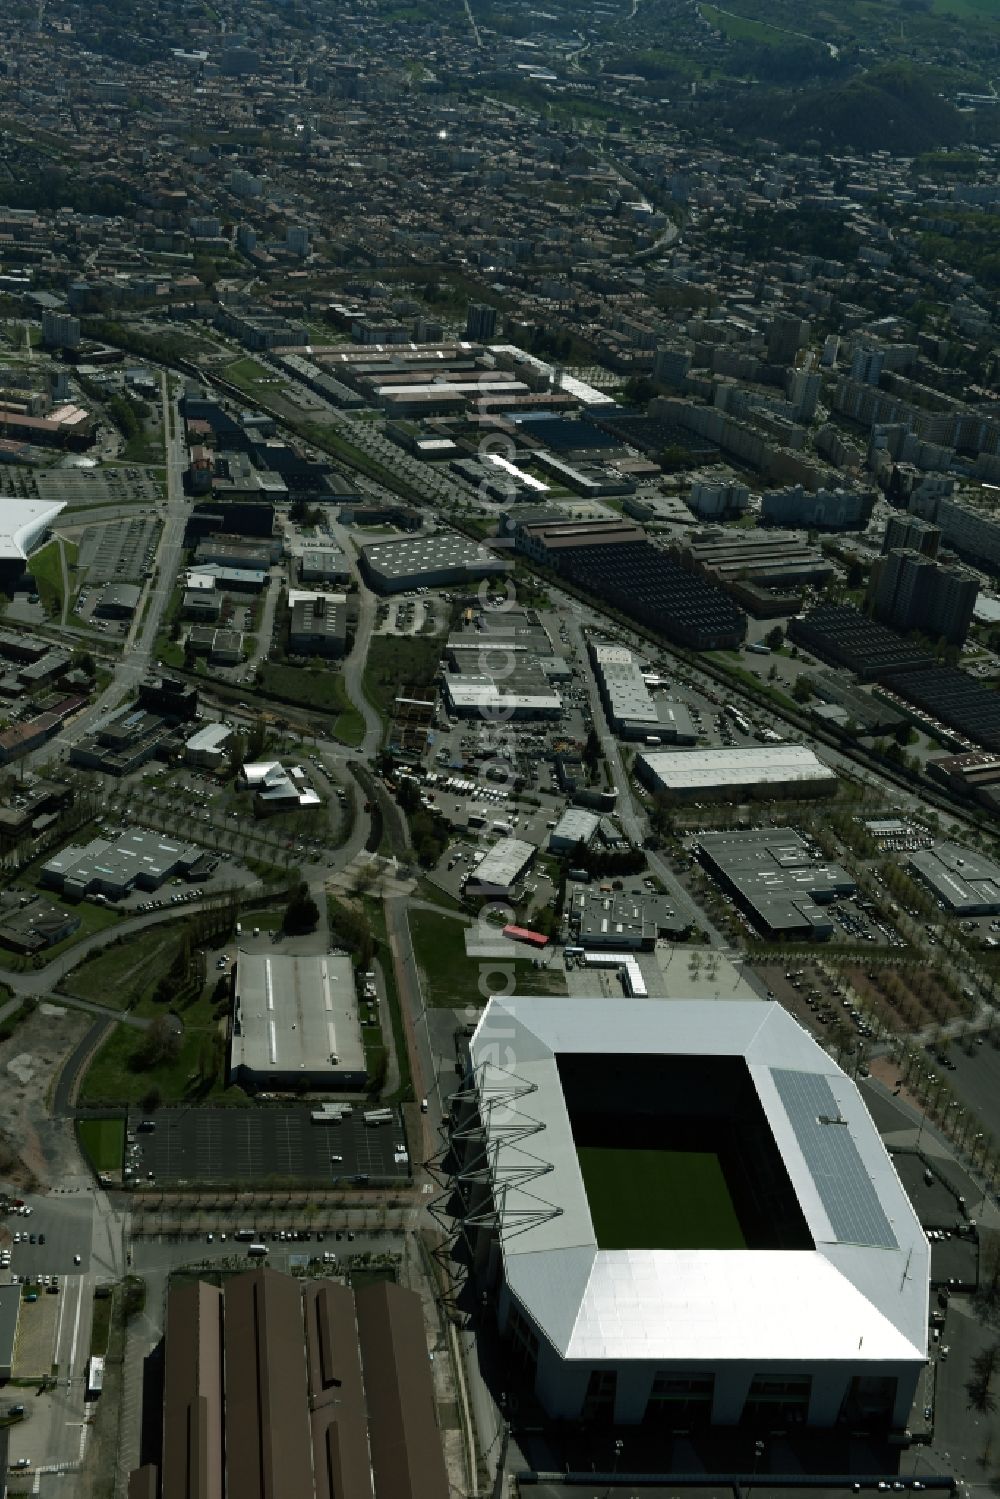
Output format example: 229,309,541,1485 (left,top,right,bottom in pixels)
443,997,928,1430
